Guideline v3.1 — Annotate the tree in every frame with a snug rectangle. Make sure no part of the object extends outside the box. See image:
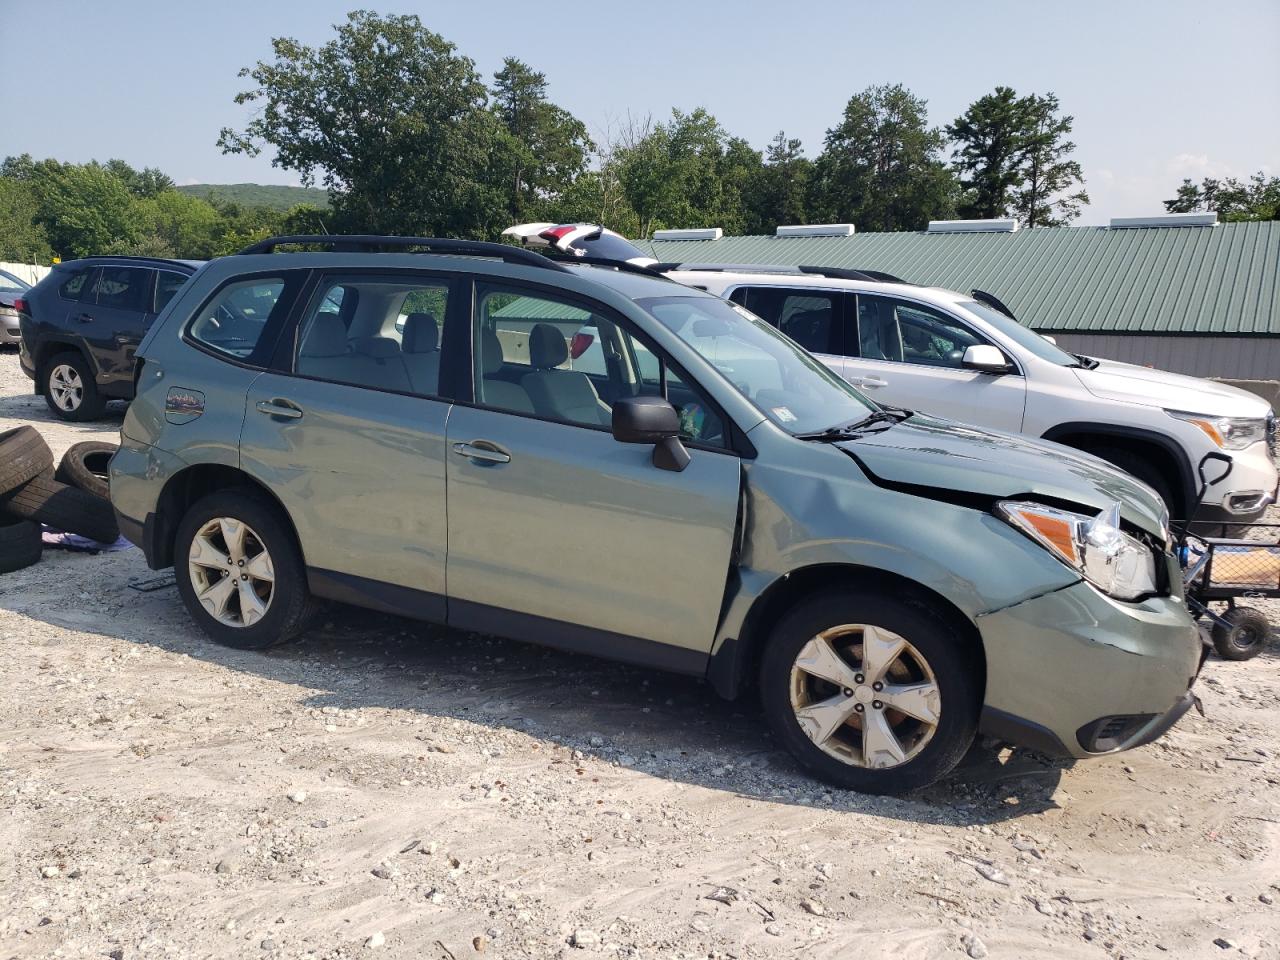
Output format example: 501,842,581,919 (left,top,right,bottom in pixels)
946,86,1028,220
37,163,147,258
0,177,54,262
613,108,762,236
742,132,813,234
814,84,956,231
1011,93,1088,227
218,11,516,238
104,159,175,199
490,57,592,221
1165,172,1280,221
